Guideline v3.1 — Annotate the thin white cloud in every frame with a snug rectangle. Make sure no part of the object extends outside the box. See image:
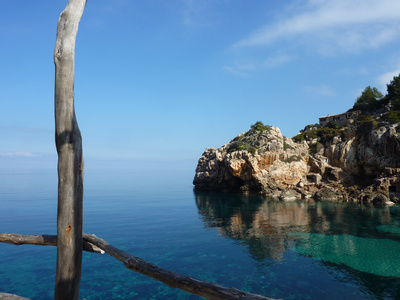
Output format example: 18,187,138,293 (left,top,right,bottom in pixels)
340,67,369,76
181,0,206,26
303,84,336,97
223,62,256,77
262,54,292,68
180,0,223,27
377,69,400,91
85,0,129,29
0,152,35,157
234,0,400,54
224,54,292,76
